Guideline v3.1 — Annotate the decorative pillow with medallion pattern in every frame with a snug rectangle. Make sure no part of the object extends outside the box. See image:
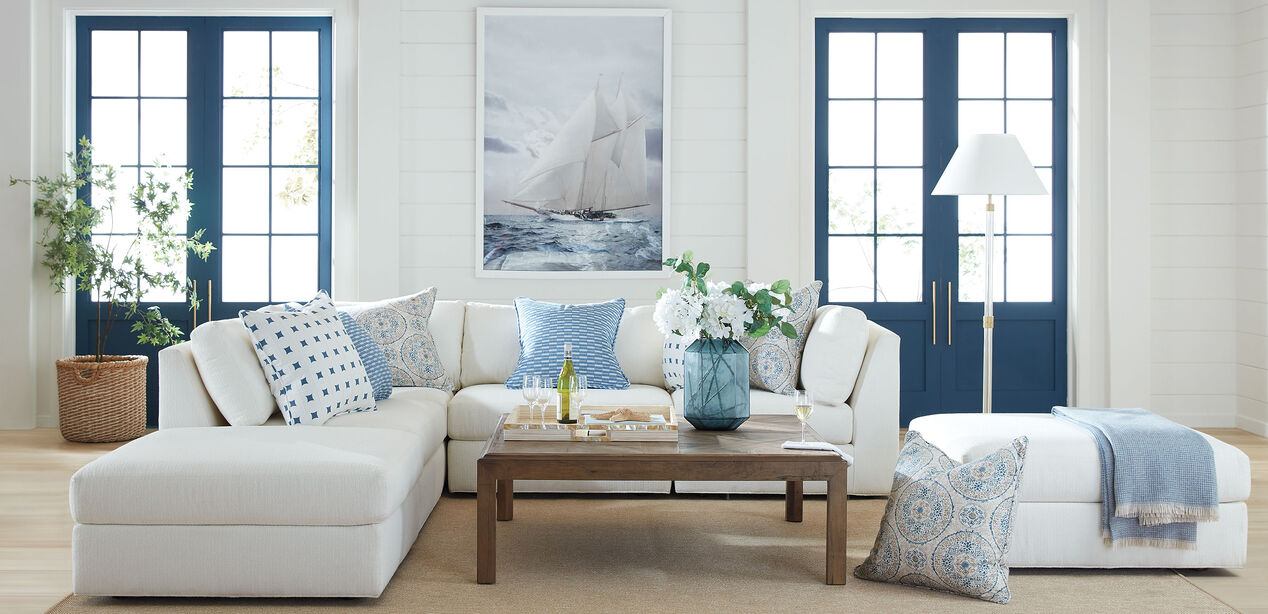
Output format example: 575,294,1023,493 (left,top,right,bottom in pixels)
340,288,452,392
854,430,1029,604
737,280,822,394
